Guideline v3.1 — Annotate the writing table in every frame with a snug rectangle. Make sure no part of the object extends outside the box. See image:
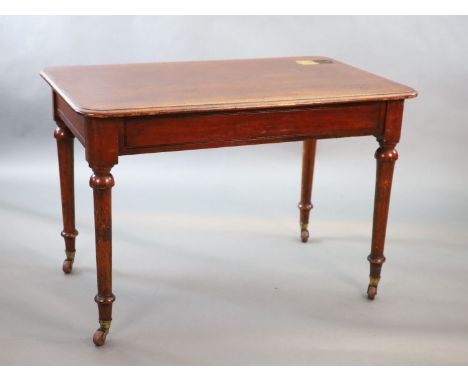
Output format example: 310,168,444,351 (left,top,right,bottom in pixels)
41,56,417,346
